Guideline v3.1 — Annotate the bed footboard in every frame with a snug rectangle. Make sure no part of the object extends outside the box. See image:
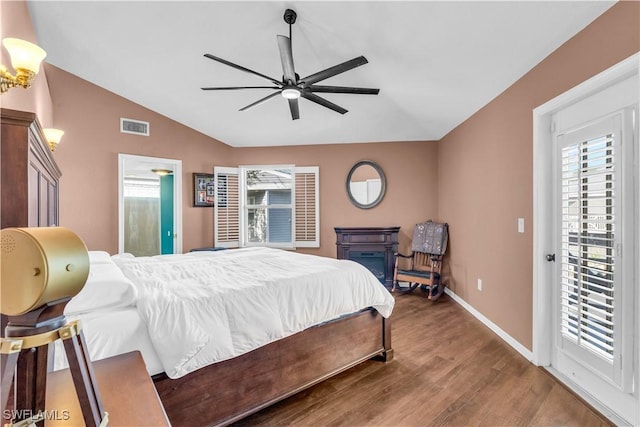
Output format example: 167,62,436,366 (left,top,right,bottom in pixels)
153,308,392,426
